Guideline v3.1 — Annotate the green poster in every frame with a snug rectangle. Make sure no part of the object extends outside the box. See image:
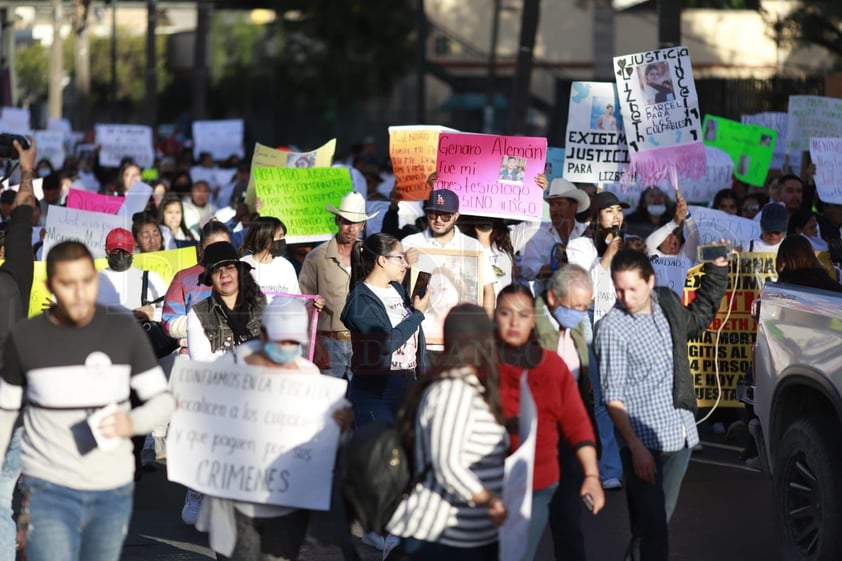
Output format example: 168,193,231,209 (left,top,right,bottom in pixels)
254,167,352,243
702,115,777,187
